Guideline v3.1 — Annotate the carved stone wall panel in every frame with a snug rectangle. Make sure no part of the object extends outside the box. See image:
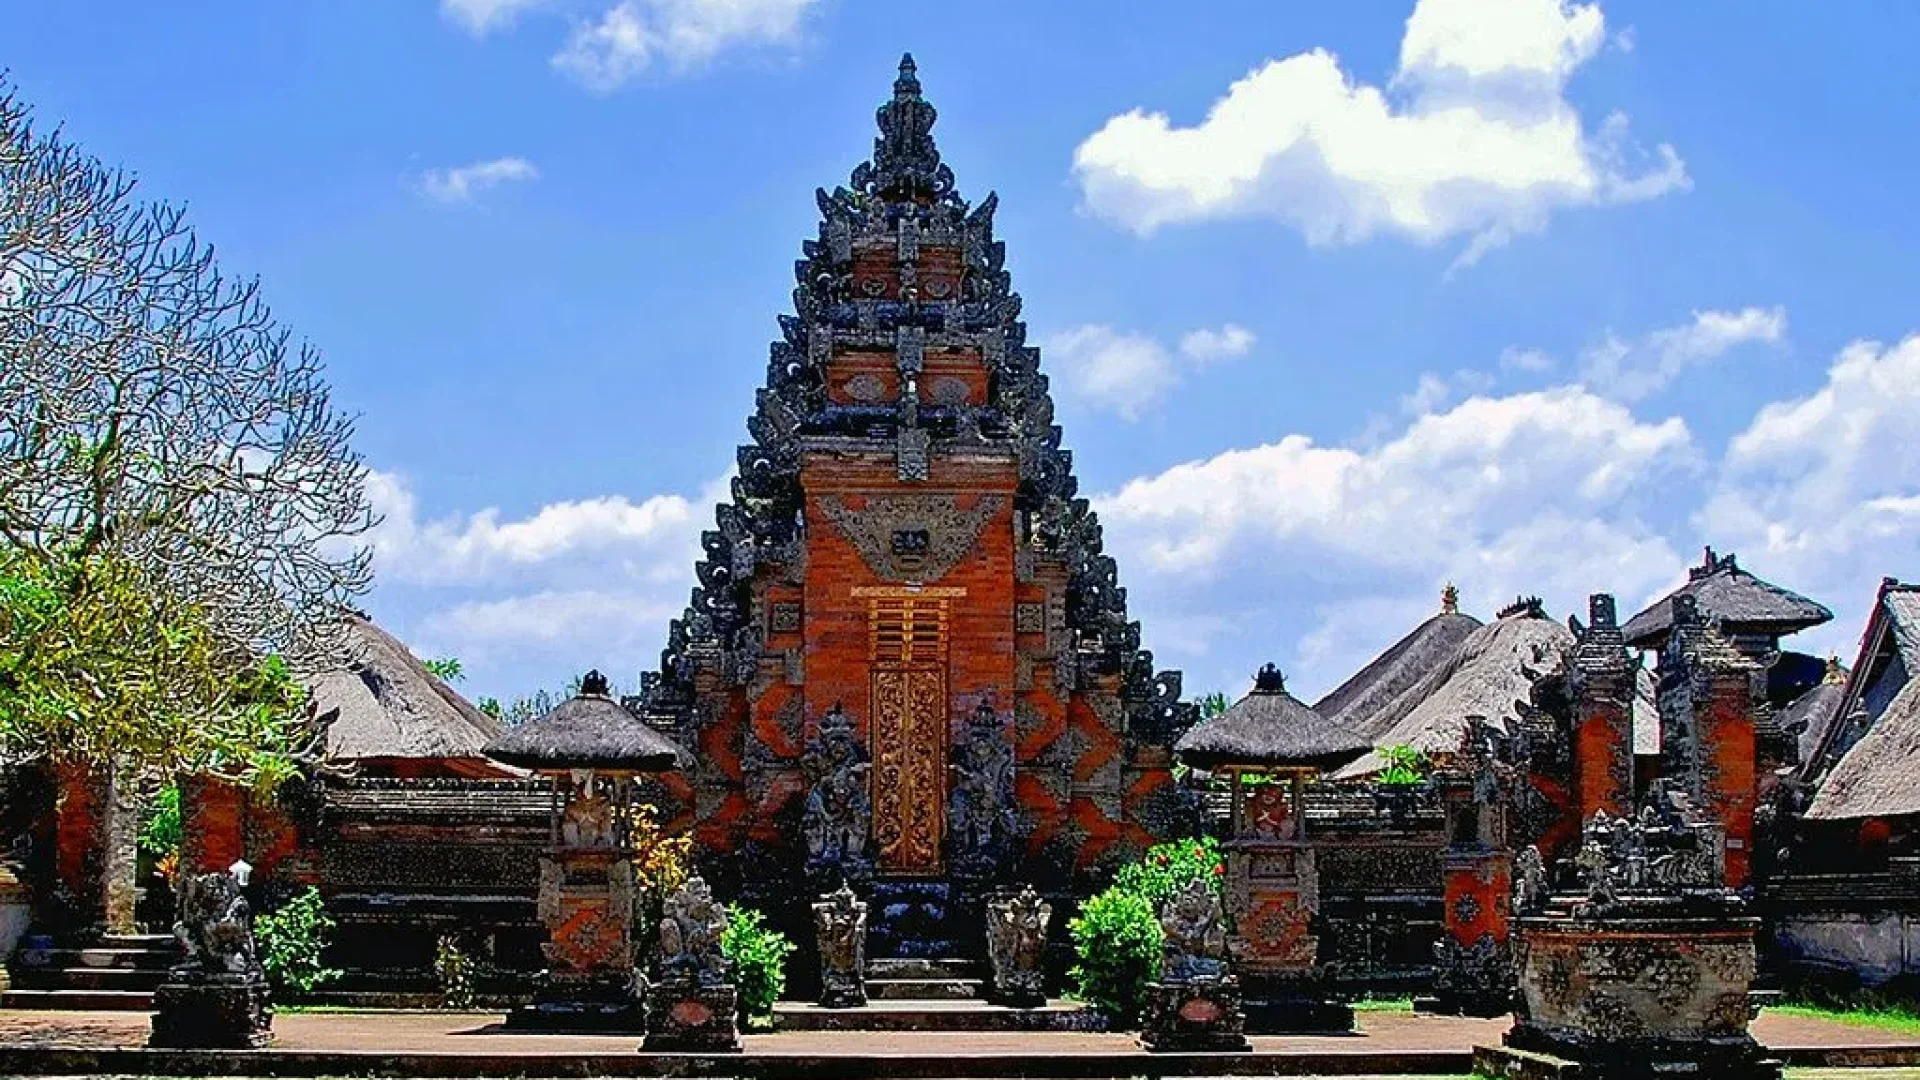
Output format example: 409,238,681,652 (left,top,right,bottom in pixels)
820,493,1005,582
